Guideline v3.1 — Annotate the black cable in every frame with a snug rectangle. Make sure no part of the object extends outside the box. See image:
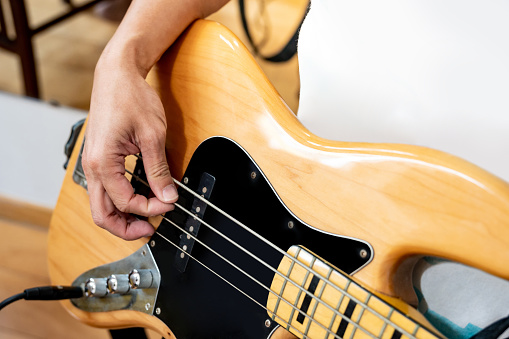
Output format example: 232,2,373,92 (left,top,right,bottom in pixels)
0,286,83,311
0,292,26,310
469,314,509,339
238,0,310,63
